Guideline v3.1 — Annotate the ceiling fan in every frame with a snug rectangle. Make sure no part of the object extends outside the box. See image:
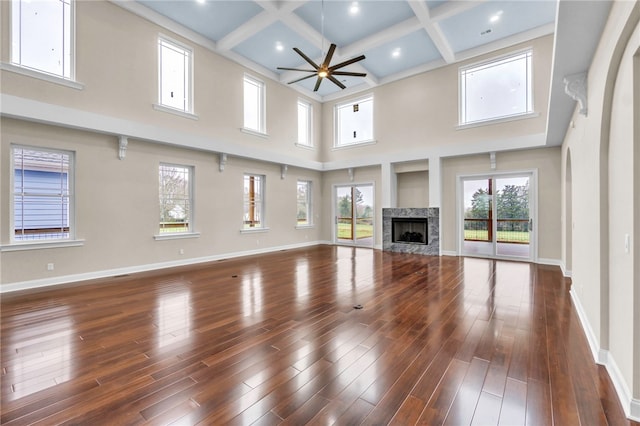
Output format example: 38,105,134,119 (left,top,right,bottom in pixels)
277,43,367,92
